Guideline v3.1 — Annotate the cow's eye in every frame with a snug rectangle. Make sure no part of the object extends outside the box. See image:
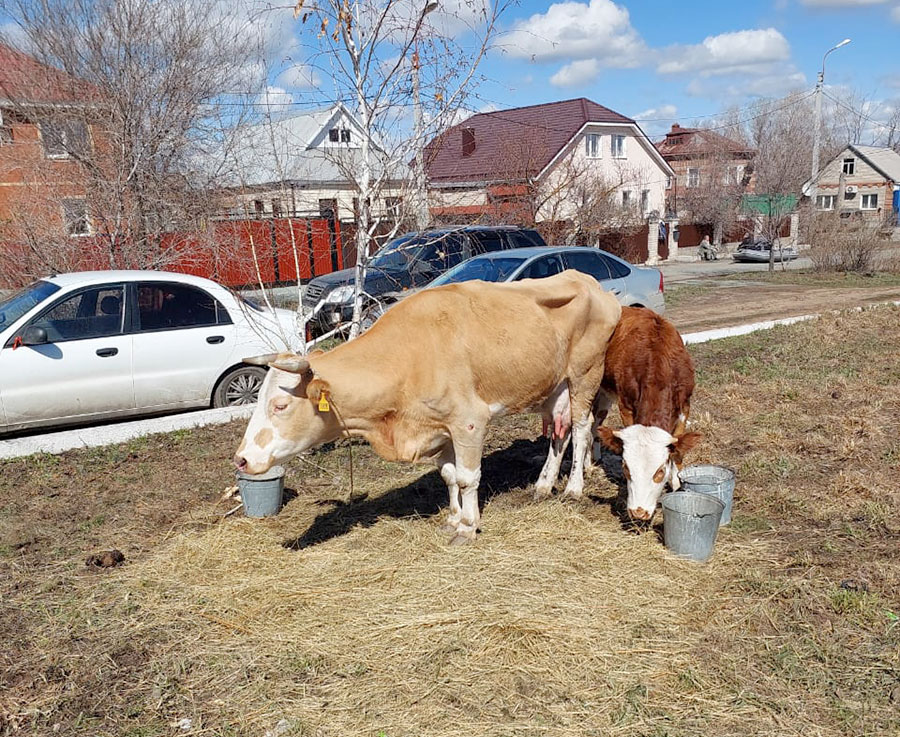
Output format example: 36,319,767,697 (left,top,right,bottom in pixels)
652,466,666,483
273,402,289,413
622,461,631,480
